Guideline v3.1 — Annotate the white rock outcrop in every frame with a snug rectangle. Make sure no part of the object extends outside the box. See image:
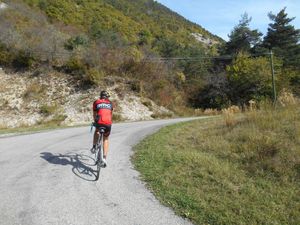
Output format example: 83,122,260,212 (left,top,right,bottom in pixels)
0,70,172,128
0,2,8,10
191,33,218,46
